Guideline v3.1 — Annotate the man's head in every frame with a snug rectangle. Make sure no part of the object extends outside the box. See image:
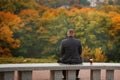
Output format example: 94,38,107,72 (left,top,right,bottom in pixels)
67,29,74,37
